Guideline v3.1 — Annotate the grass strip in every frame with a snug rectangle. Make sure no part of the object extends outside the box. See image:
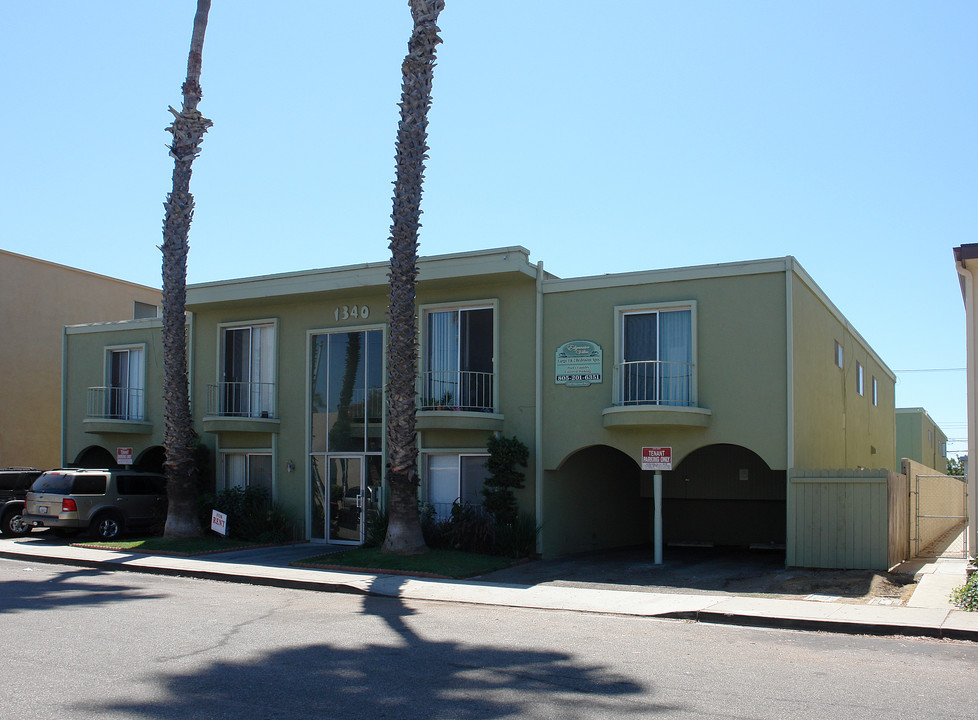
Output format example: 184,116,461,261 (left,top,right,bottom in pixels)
299,547,515,579
77,536,260,555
